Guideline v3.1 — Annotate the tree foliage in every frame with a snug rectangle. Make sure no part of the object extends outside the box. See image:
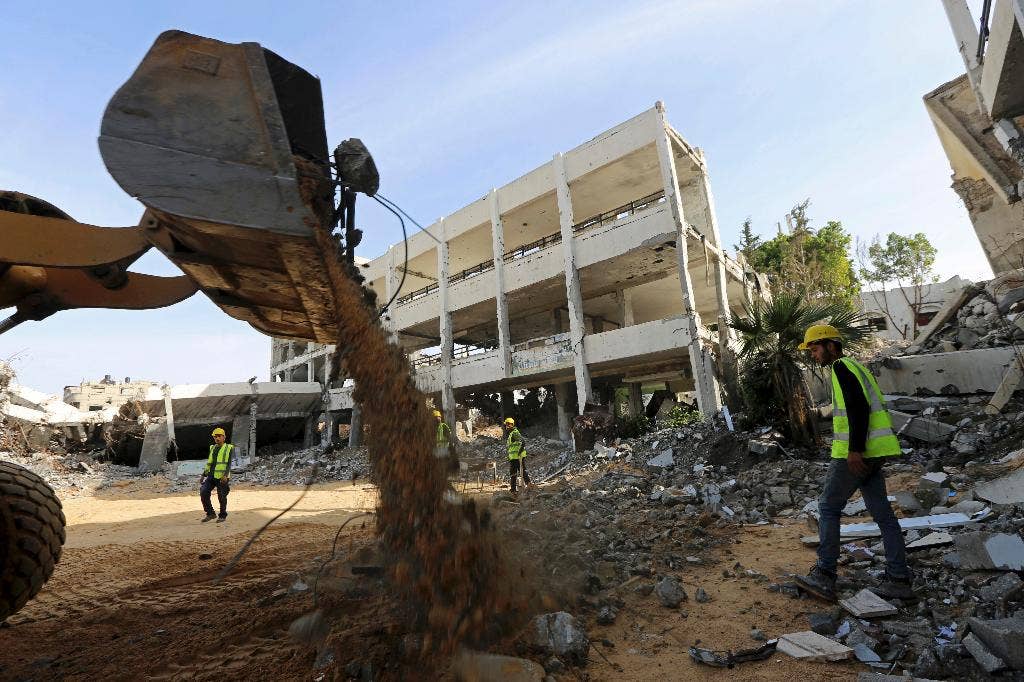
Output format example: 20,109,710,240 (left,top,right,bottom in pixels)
741,200,860,309
728,293,870,445
858,232,938,338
